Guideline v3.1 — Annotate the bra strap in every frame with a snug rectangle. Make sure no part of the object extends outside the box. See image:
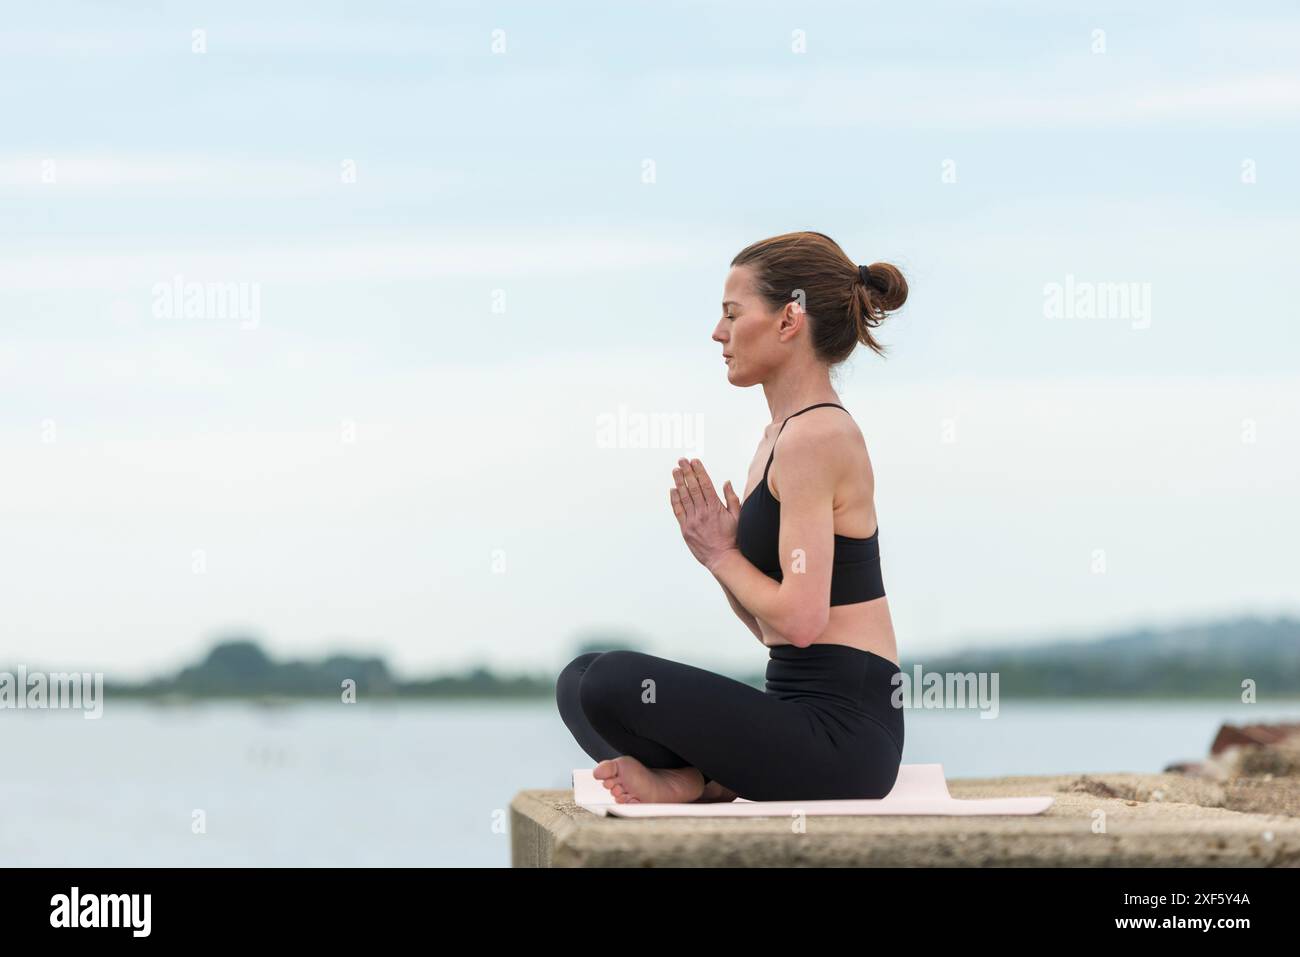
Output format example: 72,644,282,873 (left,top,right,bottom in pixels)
775,402,847,440
765,402,848,475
